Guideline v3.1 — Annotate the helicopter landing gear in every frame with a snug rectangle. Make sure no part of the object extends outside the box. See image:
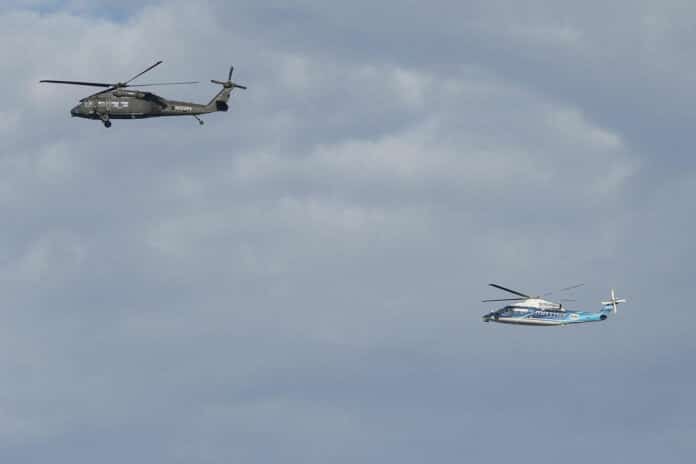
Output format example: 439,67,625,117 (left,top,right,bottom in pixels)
99,114,112,128
193,115,204,125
